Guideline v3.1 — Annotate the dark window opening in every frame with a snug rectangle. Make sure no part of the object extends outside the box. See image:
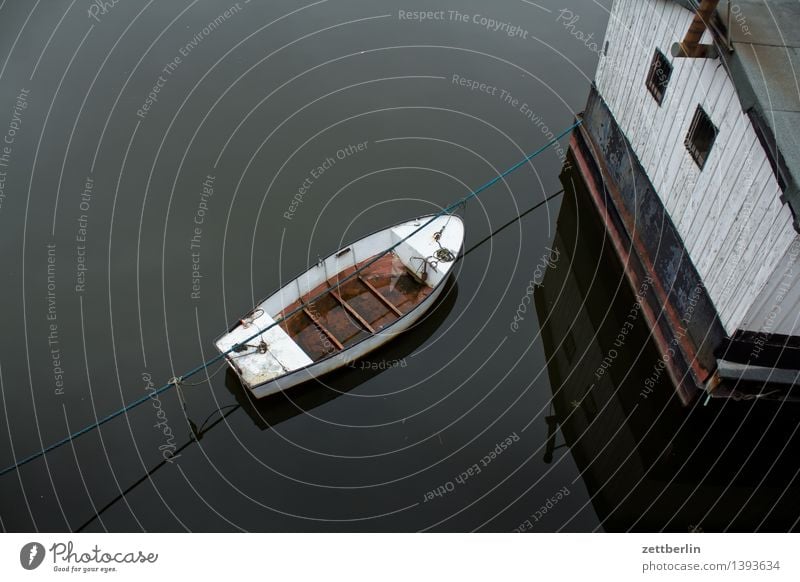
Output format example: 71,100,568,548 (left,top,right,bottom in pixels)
645,49,672,105
685,106,718,169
